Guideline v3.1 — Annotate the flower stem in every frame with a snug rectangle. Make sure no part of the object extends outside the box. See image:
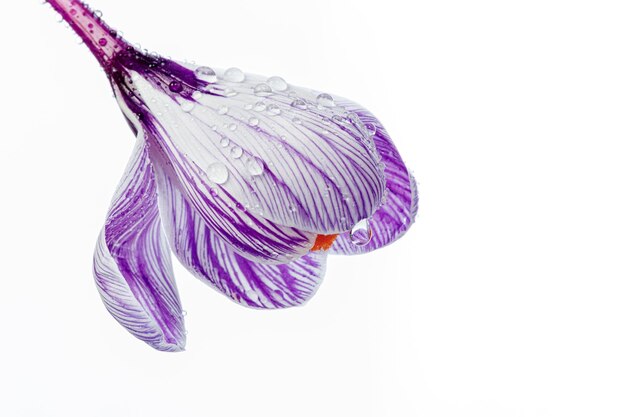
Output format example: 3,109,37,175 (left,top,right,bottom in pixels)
46,0,128,72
